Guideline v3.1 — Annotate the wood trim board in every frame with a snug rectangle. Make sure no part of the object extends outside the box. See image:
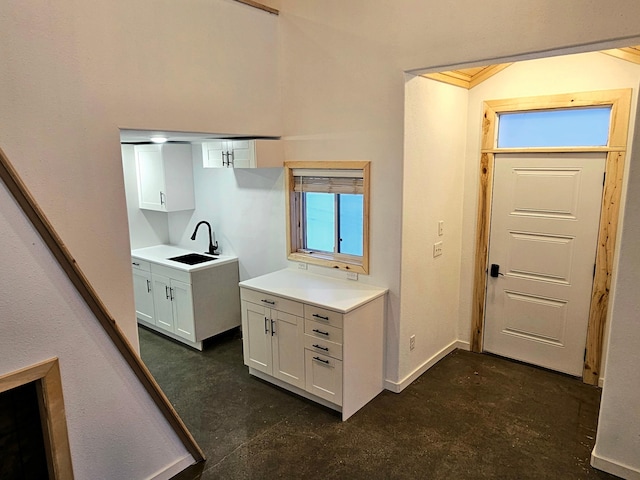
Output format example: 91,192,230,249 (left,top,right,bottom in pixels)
470,89,632,385
0,148,205,465
231,0,278,15
0,358,74,479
